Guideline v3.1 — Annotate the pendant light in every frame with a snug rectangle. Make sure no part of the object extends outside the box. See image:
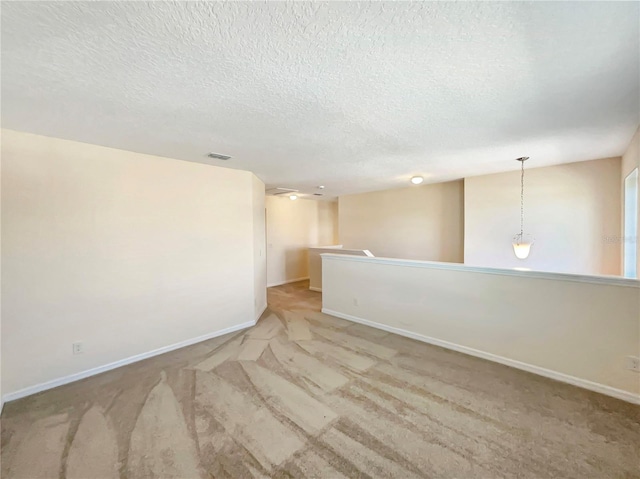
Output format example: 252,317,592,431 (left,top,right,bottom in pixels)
512,157,534,259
